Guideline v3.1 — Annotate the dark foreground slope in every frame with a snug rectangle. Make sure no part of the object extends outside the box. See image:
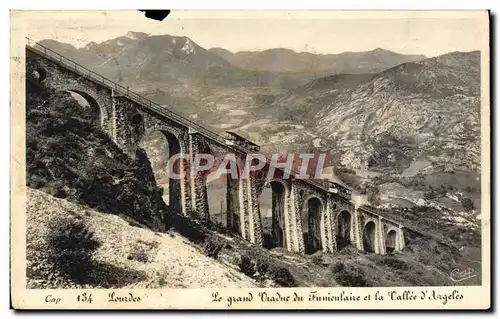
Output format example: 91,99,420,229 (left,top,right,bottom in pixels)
26,80,166,230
